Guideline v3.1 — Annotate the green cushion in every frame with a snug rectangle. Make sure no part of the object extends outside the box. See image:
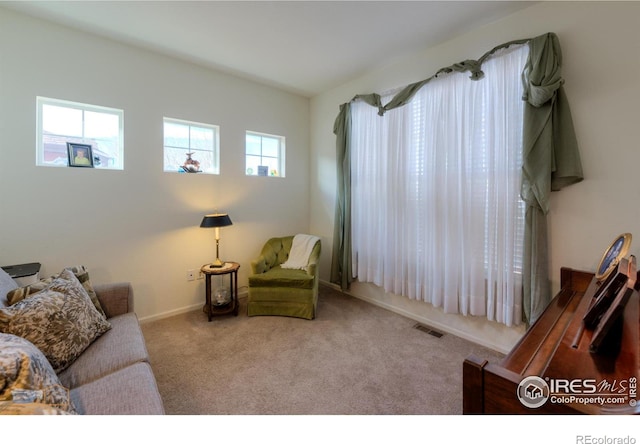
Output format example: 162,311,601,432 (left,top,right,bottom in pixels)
251,236,295,273
248,266,314,289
